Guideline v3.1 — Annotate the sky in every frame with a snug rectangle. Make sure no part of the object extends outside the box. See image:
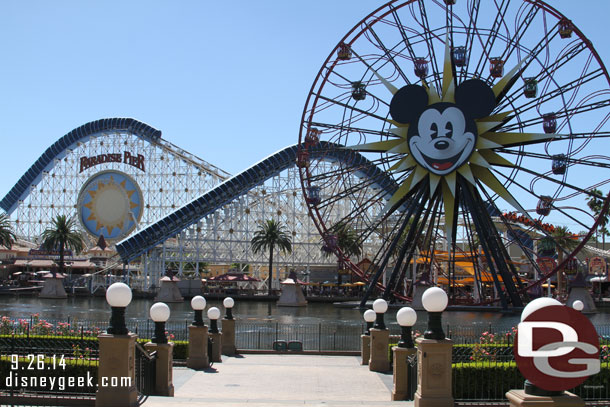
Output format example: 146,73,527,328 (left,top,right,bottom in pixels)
0,0,609,214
